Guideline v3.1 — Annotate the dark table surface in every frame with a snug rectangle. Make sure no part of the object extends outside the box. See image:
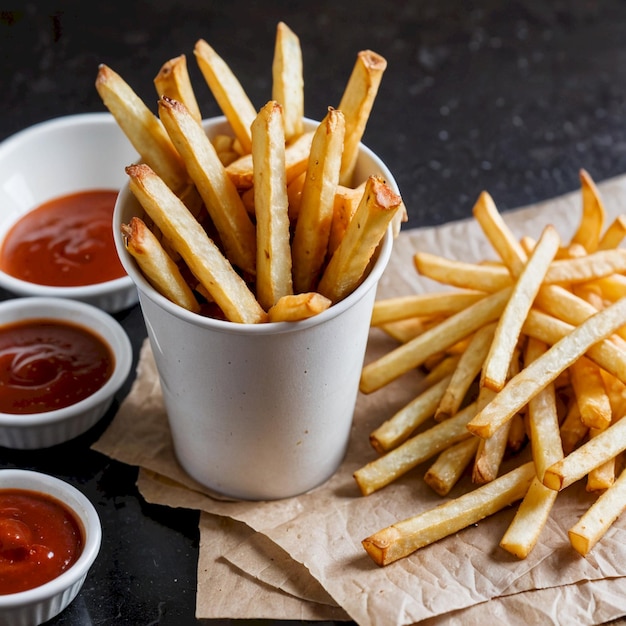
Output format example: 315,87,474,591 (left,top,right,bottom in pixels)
3,1,626,624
